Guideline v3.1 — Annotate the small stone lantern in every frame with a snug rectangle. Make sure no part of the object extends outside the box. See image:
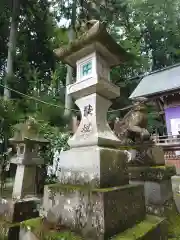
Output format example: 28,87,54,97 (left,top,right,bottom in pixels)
9,117,49,199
